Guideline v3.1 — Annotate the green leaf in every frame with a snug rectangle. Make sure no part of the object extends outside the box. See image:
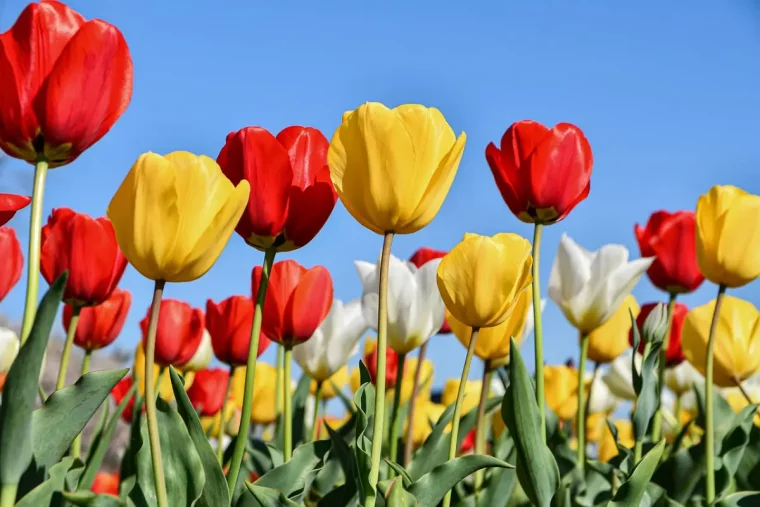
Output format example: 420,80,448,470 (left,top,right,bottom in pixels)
502,338,560,507
715,491,760,506
169,366,230,507
87,401,111,462
386,478,418,506
16,456,74,507
118,395,144,500
253,440,331,500
608,439,666,506
331,380,357,414
291,374,312,448
245,484,300,506
317,484,359,507
385,459,413,487
325,423,360,500
716,403,759,497
0,273,66,485
477,433,517,507
62,490,127,506
354,361,375,500
631,340,662,442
